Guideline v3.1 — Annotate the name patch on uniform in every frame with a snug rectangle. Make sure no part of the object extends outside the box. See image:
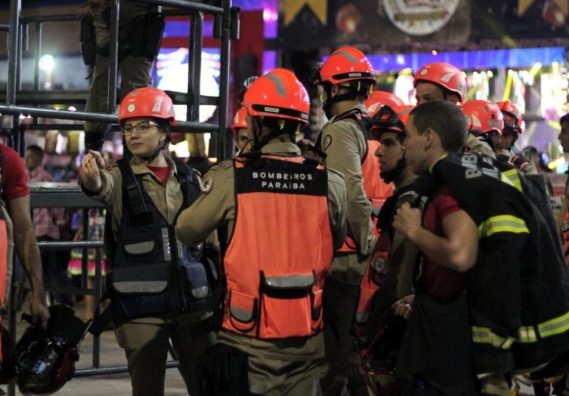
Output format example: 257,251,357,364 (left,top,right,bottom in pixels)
235,159,327,196
322,135,333,151
253,171,312,191
202,178,213,194
460,153,500,180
